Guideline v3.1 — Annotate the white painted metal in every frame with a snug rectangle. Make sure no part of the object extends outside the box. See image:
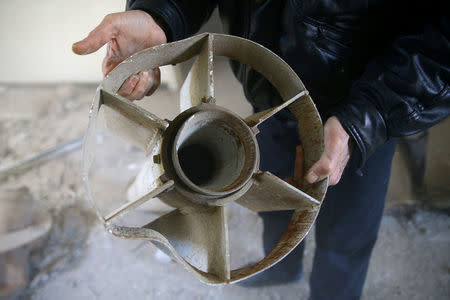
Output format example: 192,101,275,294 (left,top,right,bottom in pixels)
179,35,215,112
82,33,327,285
